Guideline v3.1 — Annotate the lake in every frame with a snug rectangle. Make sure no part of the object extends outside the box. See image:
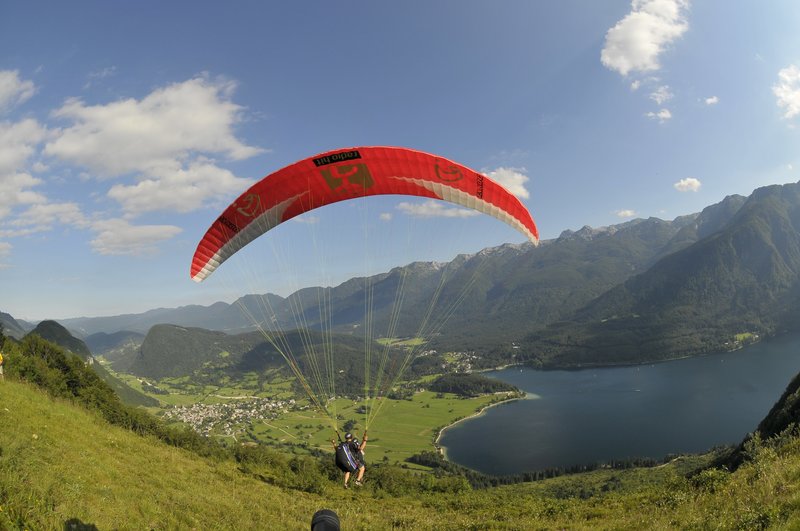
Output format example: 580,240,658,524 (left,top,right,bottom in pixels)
438,333,800,476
